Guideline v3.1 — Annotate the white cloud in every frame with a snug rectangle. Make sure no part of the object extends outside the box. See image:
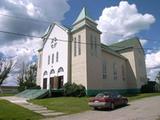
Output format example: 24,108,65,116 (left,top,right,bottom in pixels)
0,0,70,86
0,38,41,86
97,1,155,44
146,50,160,69
145,50,160,80
140,39,148,46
